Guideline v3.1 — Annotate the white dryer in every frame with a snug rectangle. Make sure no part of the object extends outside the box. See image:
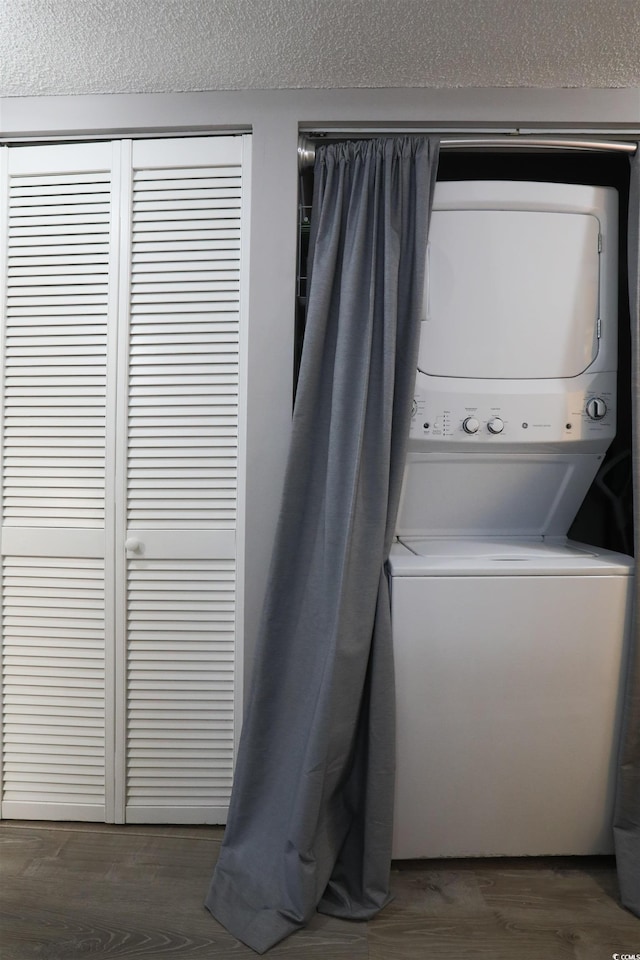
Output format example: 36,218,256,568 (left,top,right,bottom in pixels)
391,180,634,858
